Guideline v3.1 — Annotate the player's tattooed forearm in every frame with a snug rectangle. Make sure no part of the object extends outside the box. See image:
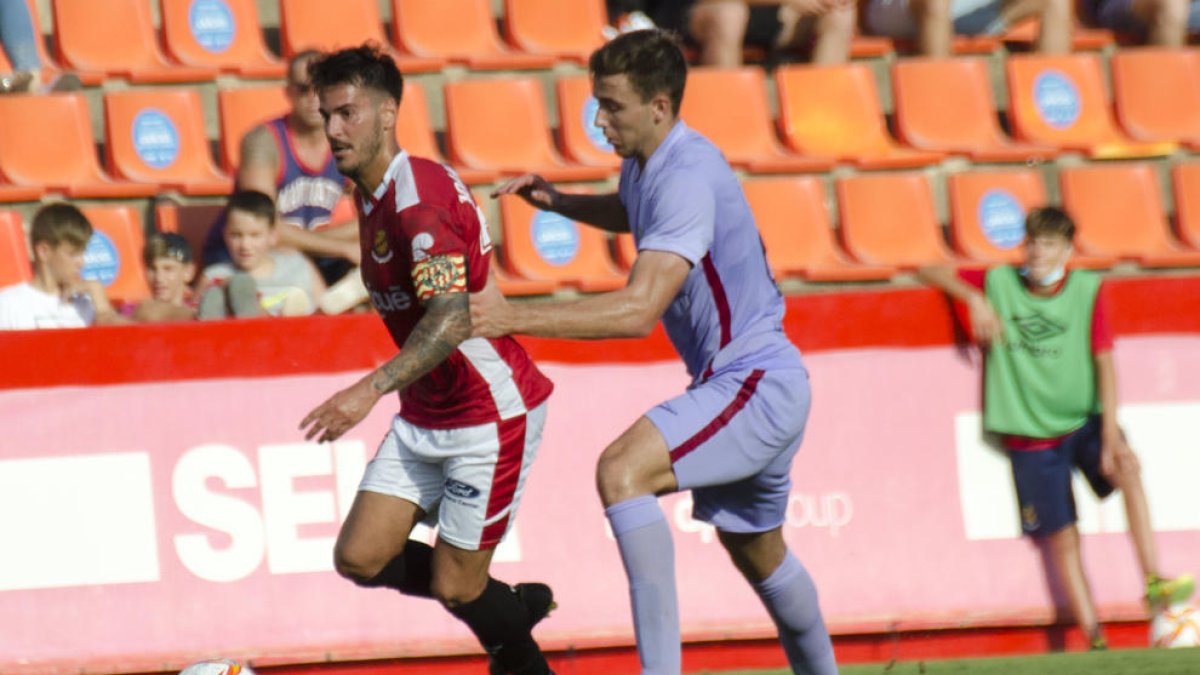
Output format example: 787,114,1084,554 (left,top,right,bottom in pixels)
370,293,471,394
